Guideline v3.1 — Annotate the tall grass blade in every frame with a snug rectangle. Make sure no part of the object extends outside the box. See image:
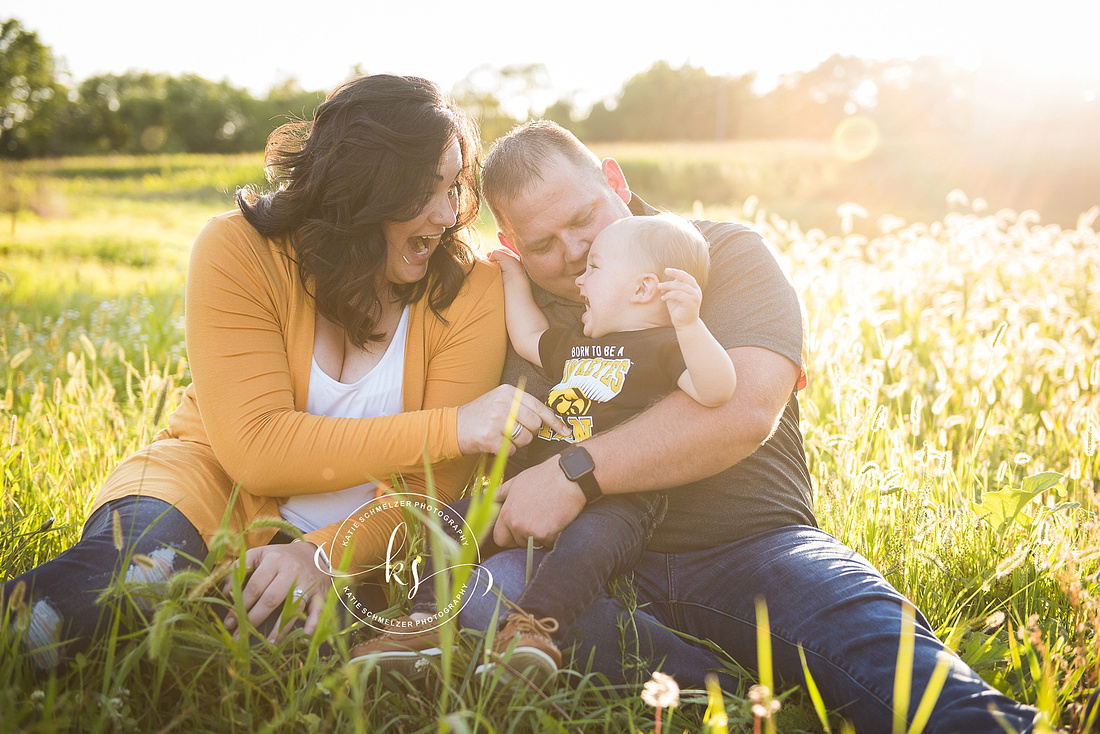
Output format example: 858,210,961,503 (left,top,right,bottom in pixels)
893,600,916,734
